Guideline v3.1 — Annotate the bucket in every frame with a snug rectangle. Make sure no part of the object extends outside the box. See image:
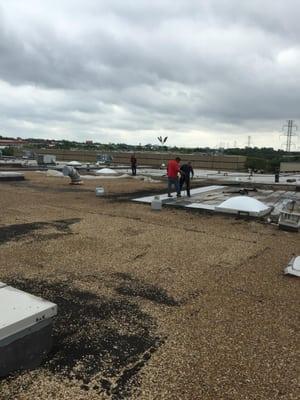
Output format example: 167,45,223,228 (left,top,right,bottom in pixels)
95,187,105,196
151,196,162,211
